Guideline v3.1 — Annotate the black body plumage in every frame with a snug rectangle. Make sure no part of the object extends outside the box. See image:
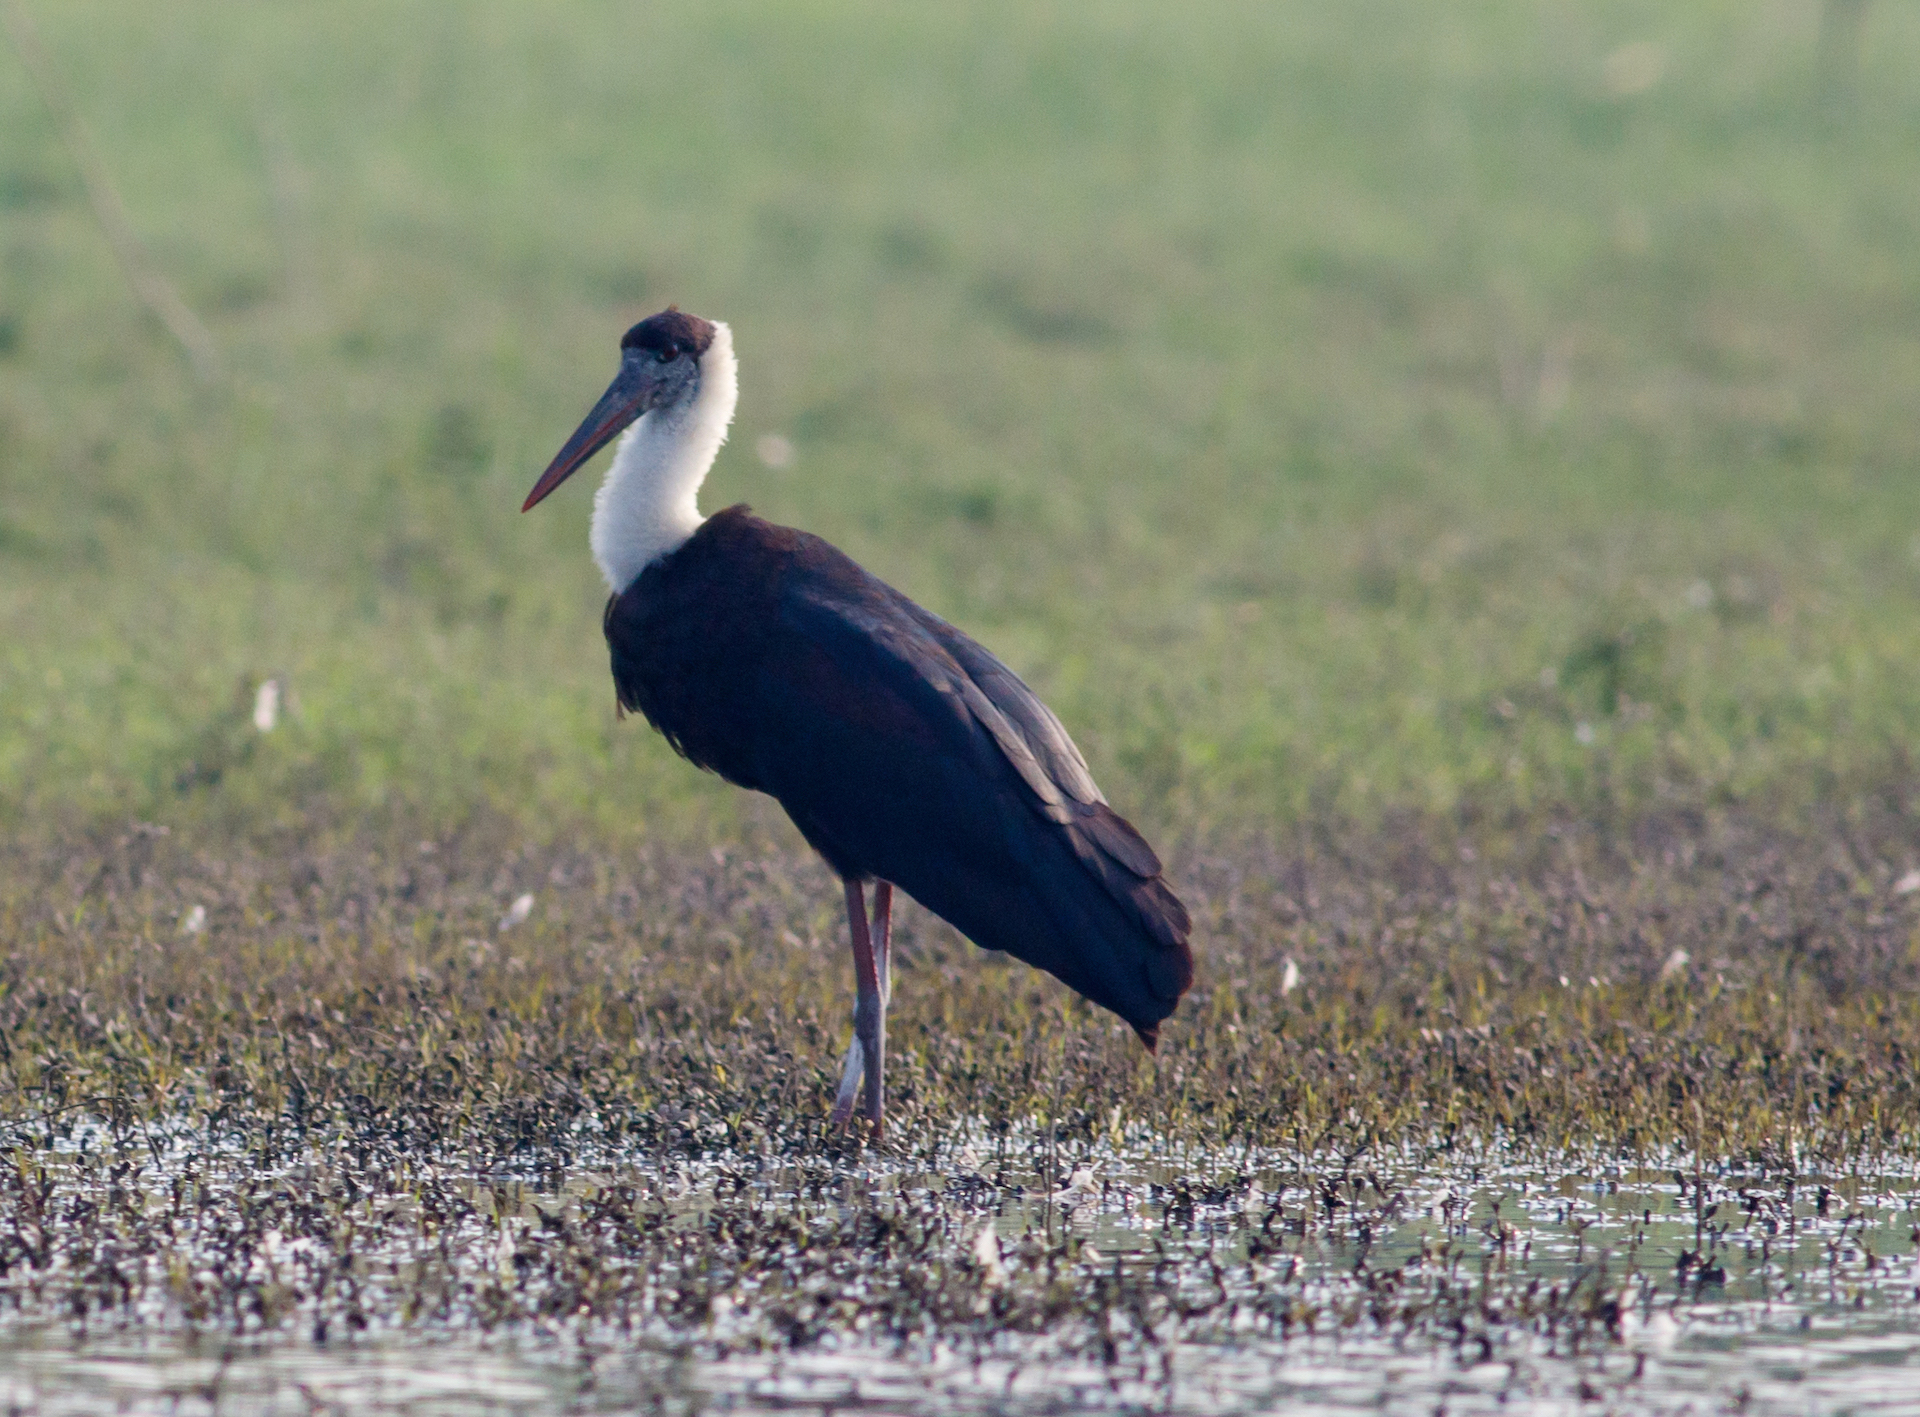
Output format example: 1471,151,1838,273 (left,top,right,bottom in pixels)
604,505,1194,1044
